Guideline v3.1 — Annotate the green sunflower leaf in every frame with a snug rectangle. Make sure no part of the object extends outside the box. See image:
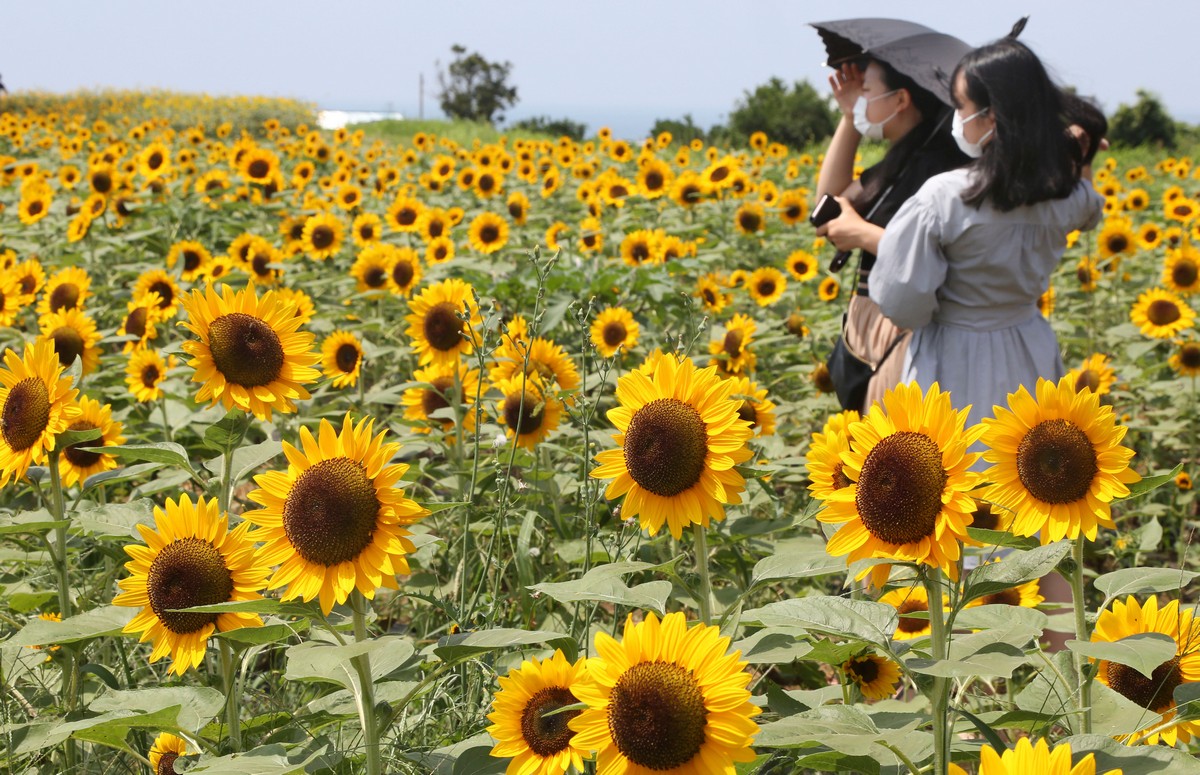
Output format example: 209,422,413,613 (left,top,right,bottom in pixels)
1094,567,1198,601
1065,632,1177,679
1123,462,1184,500
89,442,199,479
960,540,1070,607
